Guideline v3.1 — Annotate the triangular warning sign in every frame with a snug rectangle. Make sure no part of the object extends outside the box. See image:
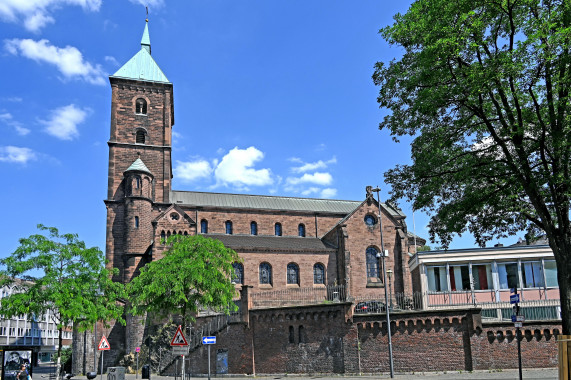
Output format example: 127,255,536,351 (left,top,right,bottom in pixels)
98,335,110,351
170,325,188,346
